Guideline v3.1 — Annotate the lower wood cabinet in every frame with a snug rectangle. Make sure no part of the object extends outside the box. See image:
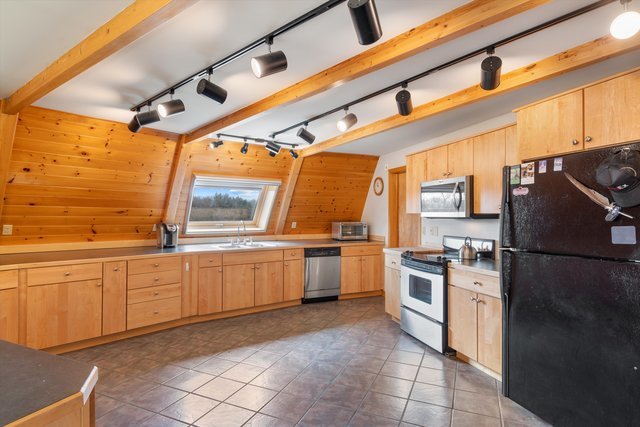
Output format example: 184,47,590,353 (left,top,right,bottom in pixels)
198,267,223,315
102,261,126,335
255,261,283,306
448,286,479,360
384,267,400,320
341,254,382,294
283,259,303,301
223,264,255,311
0,288,19,343
26,279,103,349
127,296,182,330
